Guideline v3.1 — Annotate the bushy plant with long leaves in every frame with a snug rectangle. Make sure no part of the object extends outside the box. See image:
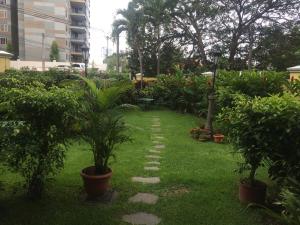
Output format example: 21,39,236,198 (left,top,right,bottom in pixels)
79,77,132,175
